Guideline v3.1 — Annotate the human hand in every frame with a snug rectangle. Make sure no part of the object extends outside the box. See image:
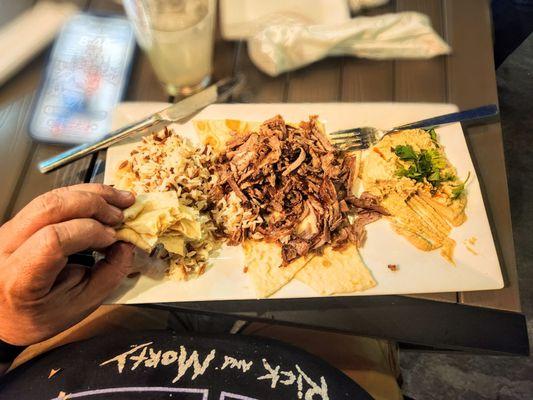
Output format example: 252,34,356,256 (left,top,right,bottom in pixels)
0,184,135,346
